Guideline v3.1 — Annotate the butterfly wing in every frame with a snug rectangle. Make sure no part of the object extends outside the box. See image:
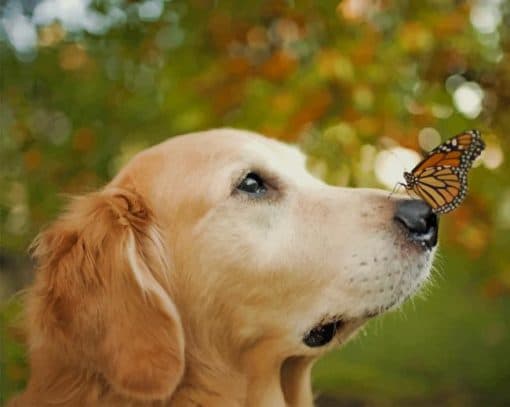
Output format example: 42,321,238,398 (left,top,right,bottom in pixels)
410,150,463,175
412,130,484,172
411,166,466,213
406,130,484,214
428,129,485,165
